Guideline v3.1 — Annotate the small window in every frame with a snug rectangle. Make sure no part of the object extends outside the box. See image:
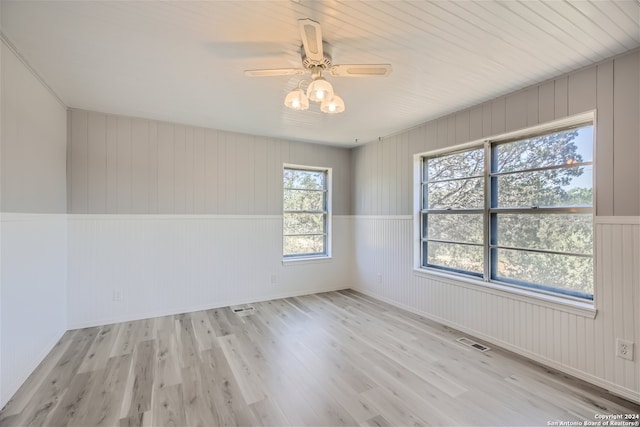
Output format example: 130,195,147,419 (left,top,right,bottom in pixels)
283,166,331,259
419,117,594,300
